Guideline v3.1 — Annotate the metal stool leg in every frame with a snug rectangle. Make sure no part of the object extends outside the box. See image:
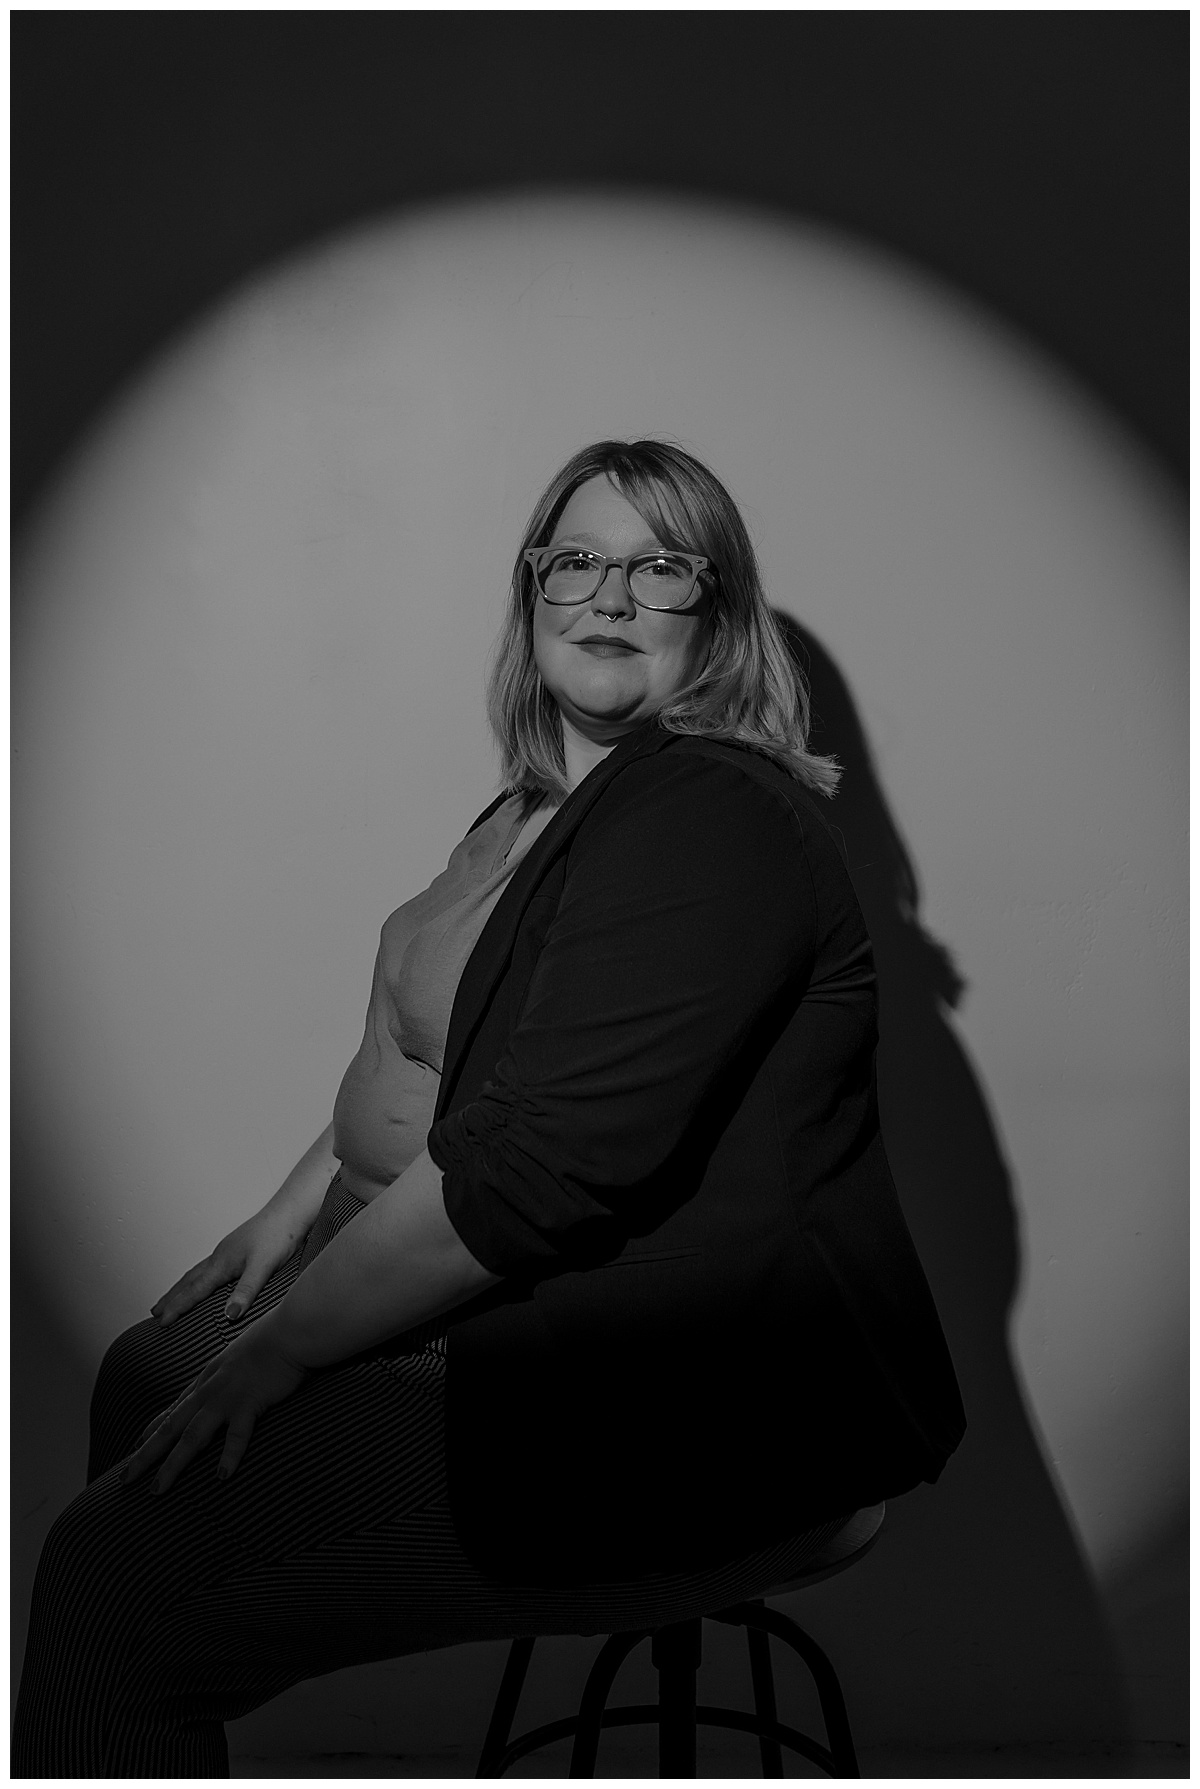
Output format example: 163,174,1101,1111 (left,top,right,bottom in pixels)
652,1619,702,1777
745,1613,784,1776
476,1637,536,1777
569,1630,651,1777
717,1602,860,1777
